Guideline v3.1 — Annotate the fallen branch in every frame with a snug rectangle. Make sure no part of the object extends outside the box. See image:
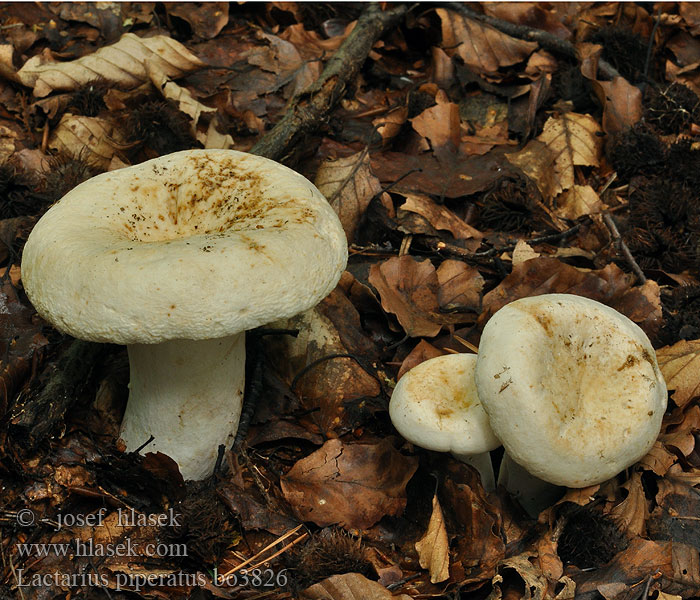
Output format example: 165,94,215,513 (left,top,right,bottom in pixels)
251,2,408,162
